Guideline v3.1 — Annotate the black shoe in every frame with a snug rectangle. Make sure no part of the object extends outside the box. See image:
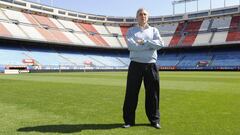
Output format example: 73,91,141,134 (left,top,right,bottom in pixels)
151,123,161,129
122,124,131,128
